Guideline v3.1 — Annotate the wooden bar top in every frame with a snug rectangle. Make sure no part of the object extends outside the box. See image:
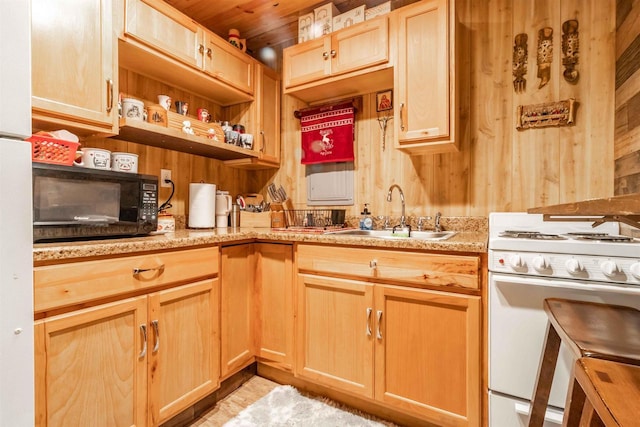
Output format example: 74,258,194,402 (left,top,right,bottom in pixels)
544,299,640,365
527,194,640,216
